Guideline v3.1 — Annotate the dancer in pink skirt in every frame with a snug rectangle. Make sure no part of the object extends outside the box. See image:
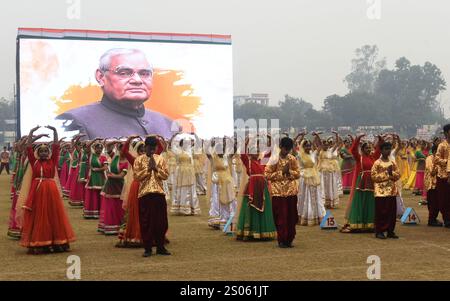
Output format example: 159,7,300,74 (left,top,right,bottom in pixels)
67,135,86,207
58,143,71,194
340,136,356,195
7,140,24,239
414,140,427,197
8,135,46,239
84,139,107,219
98,141,128,235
